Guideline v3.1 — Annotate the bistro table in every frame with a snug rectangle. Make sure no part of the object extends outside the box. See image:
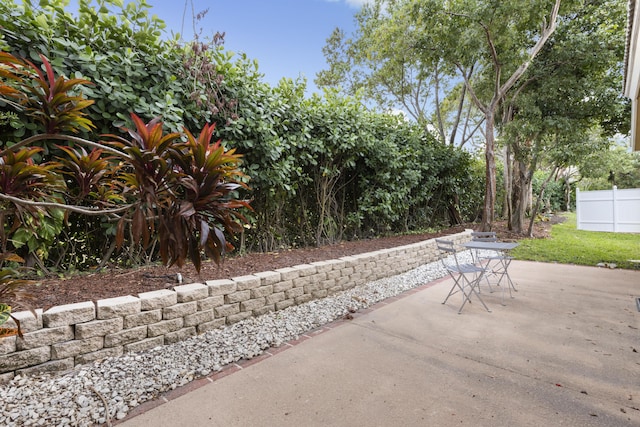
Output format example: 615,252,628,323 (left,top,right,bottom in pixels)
461,240,519,304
